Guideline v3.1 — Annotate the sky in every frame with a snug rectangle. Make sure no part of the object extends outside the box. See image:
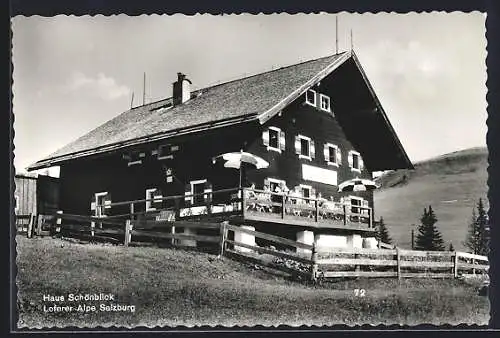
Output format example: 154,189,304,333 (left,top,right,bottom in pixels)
11,12,487,175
